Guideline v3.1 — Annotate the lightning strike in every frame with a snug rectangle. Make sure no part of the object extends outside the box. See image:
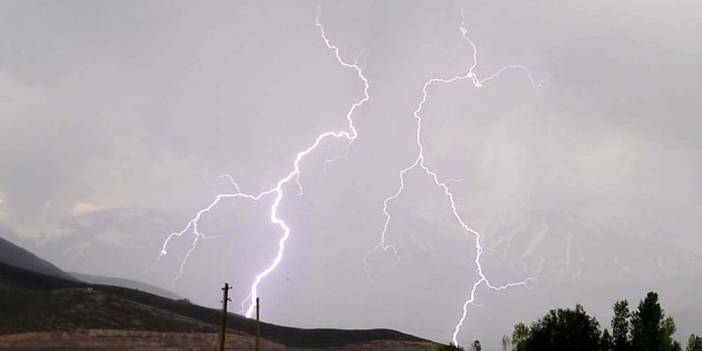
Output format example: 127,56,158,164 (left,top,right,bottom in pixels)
363,19,543,346
159,5,543,344
157,7,370,318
